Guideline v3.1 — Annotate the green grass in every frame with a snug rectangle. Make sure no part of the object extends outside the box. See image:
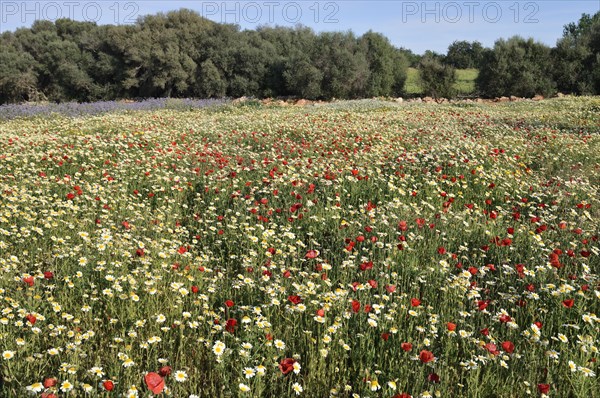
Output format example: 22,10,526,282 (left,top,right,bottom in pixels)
404,67,479,96
404,67,422,95
454,68,478,94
